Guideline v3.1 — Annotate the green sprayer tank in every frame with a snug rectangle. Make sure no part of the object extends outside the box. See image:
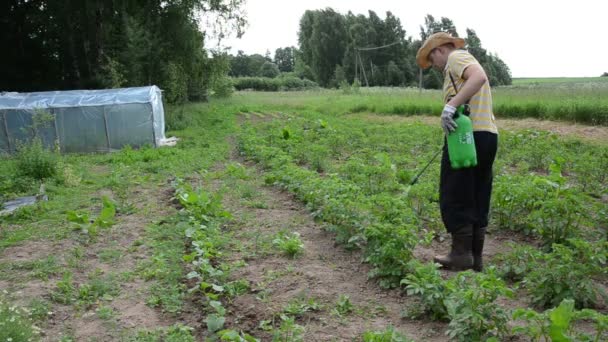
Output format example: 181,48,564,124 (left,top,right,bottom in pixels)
447,105,478,169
